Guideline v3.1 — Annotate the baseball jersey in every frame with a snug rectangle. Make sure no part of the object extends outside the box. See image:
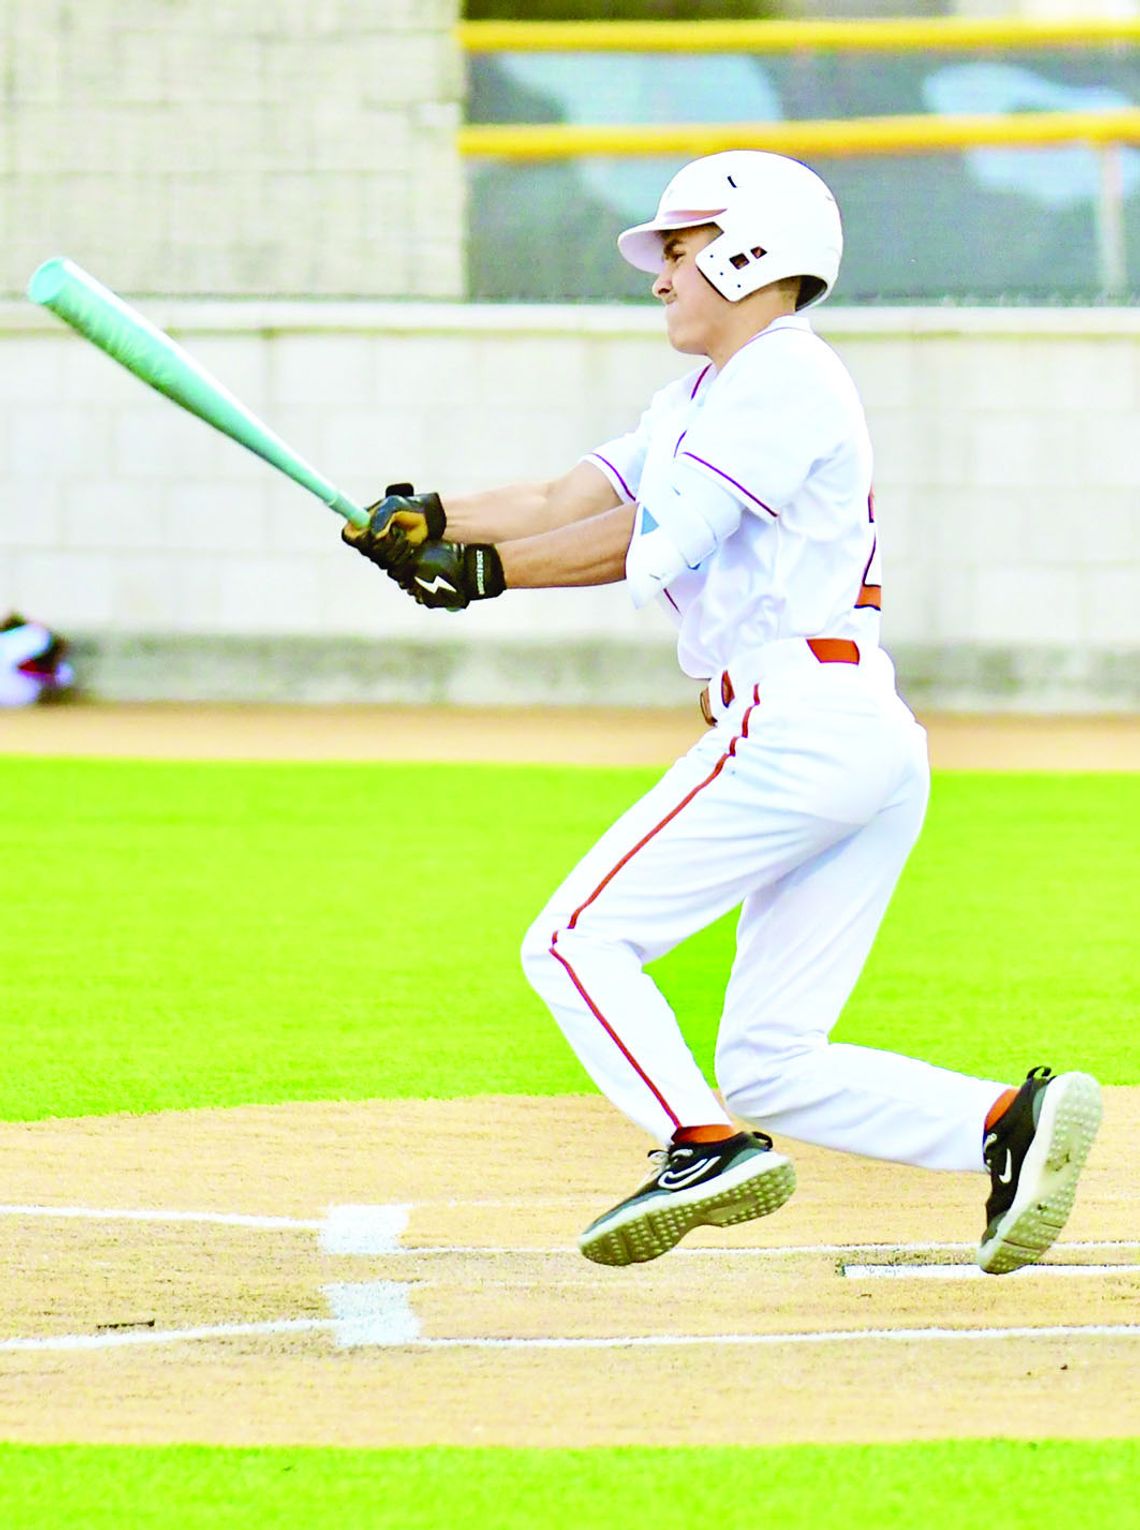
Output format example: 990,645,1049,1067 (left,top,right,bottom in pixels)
585,314,881,681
